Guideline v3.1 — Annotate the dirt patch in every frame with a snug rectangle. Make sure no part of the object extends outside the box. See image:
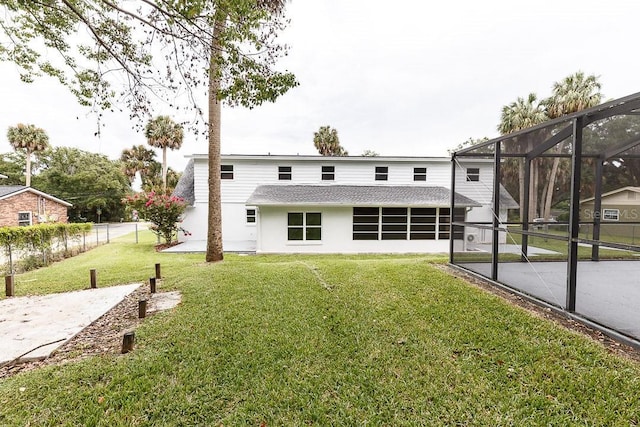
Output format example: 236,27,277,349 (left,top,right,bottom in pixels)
0,285,155,380
155,242,181,251
440,264,640,363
